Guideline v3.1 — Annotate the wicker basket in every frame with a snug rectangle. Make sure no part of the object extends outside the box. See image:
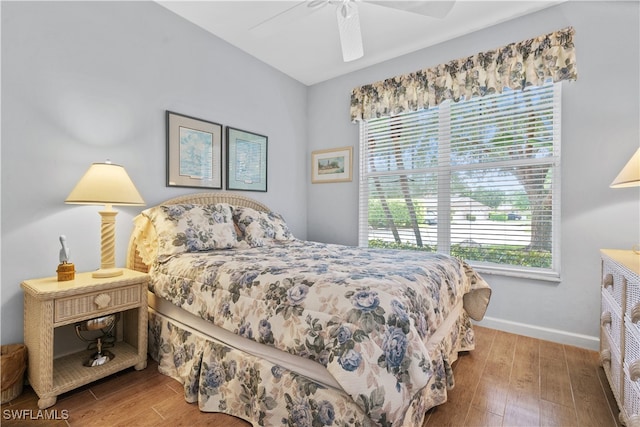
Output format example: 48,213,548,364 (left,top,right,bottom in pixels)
1,344,27,404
